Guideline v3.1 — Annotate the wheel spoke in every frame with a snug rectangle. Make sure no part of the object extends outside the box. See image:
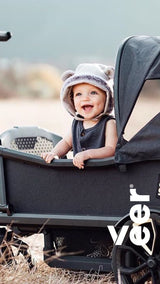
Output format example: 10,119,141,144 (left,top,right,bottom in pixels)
118,245,147,262
151,270,160,284
134,271,151,284
119,262,147,275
